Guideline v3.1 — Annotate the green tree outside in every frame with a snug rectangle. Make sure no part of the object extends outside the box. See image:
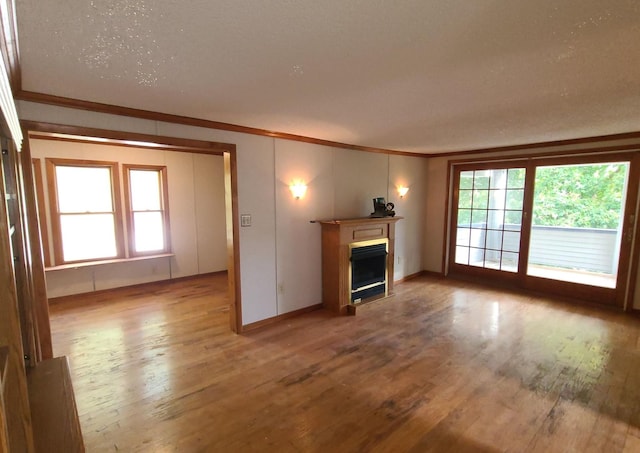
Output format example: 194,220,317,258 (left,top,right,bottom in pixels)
532,163,628,229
